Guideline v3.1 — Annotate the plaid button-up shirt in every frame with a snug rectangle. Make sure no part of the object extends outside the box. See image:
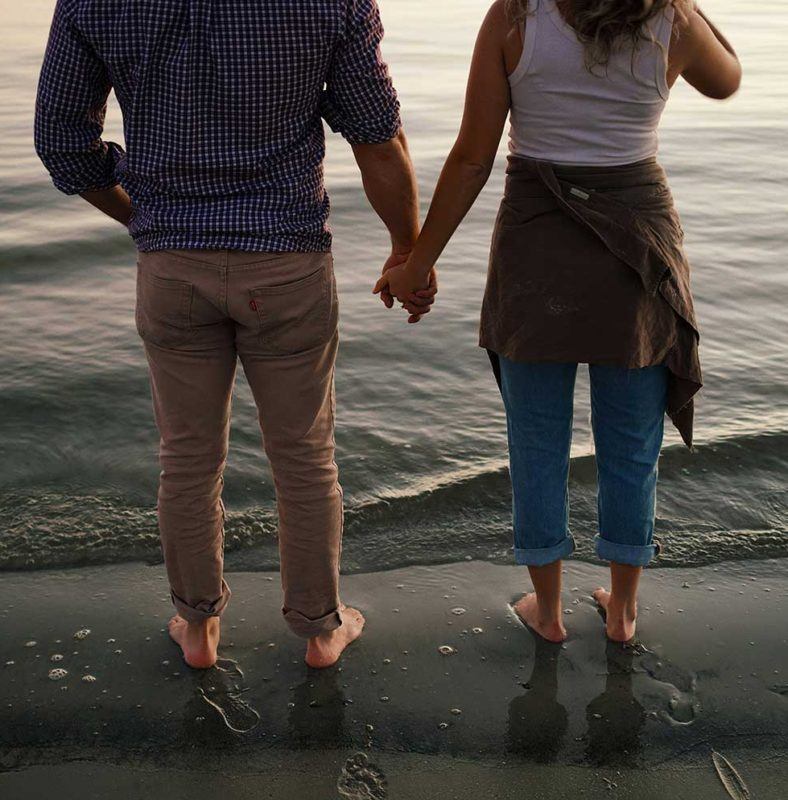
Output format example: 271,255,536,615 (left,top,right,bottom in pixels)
35,0,402,252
